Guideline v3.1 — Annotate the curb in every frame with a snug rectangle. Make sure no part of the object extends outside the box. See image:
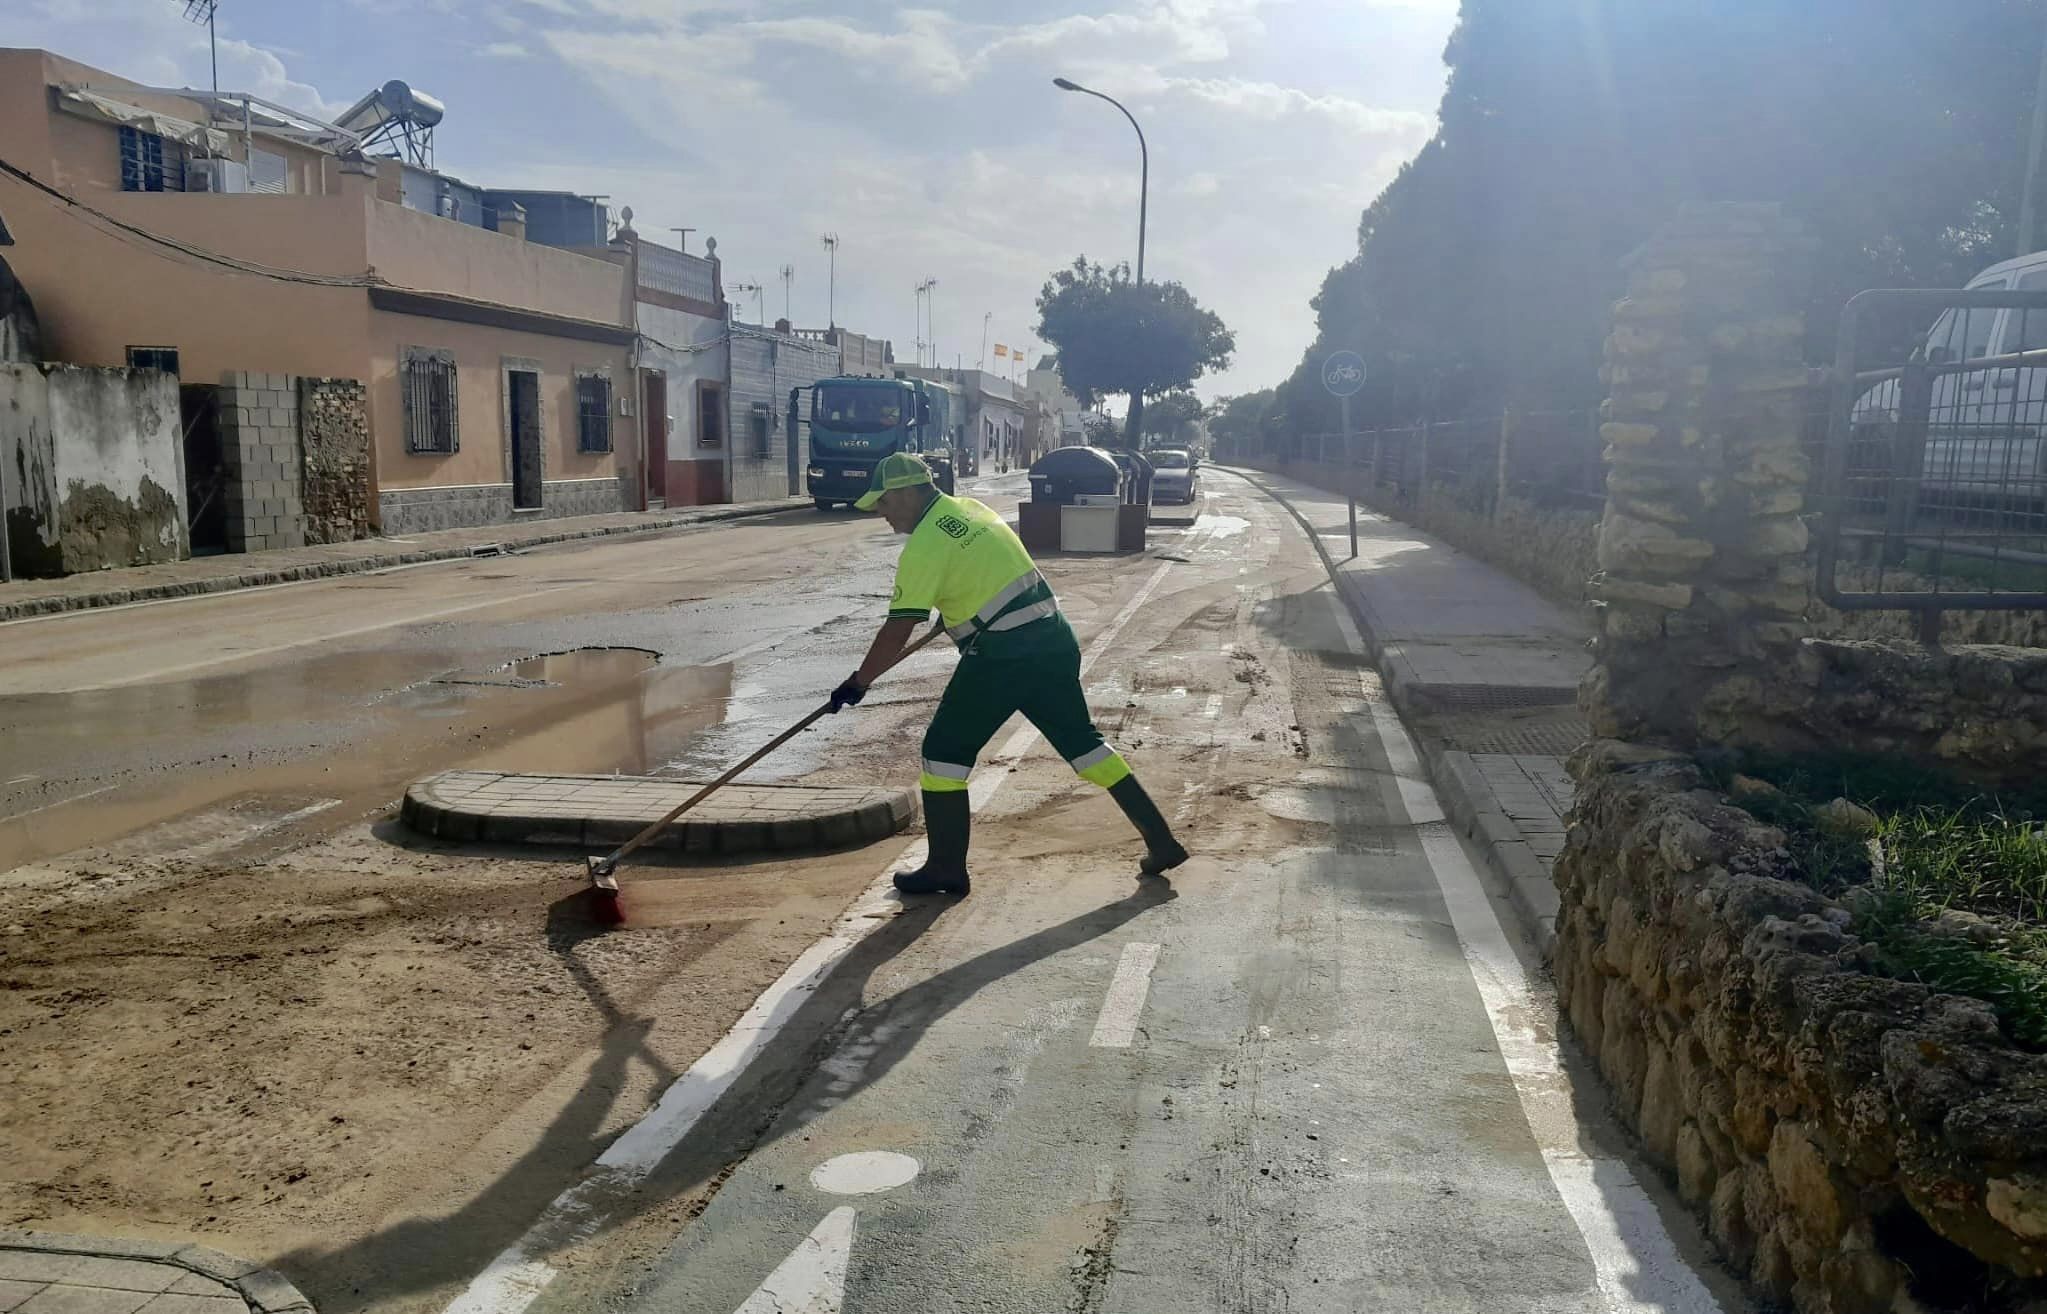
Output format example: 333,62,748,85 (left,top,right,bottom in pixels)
1235,466,1562,959
400,772,920,857
0,1229,314,1312
0,500,806,623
